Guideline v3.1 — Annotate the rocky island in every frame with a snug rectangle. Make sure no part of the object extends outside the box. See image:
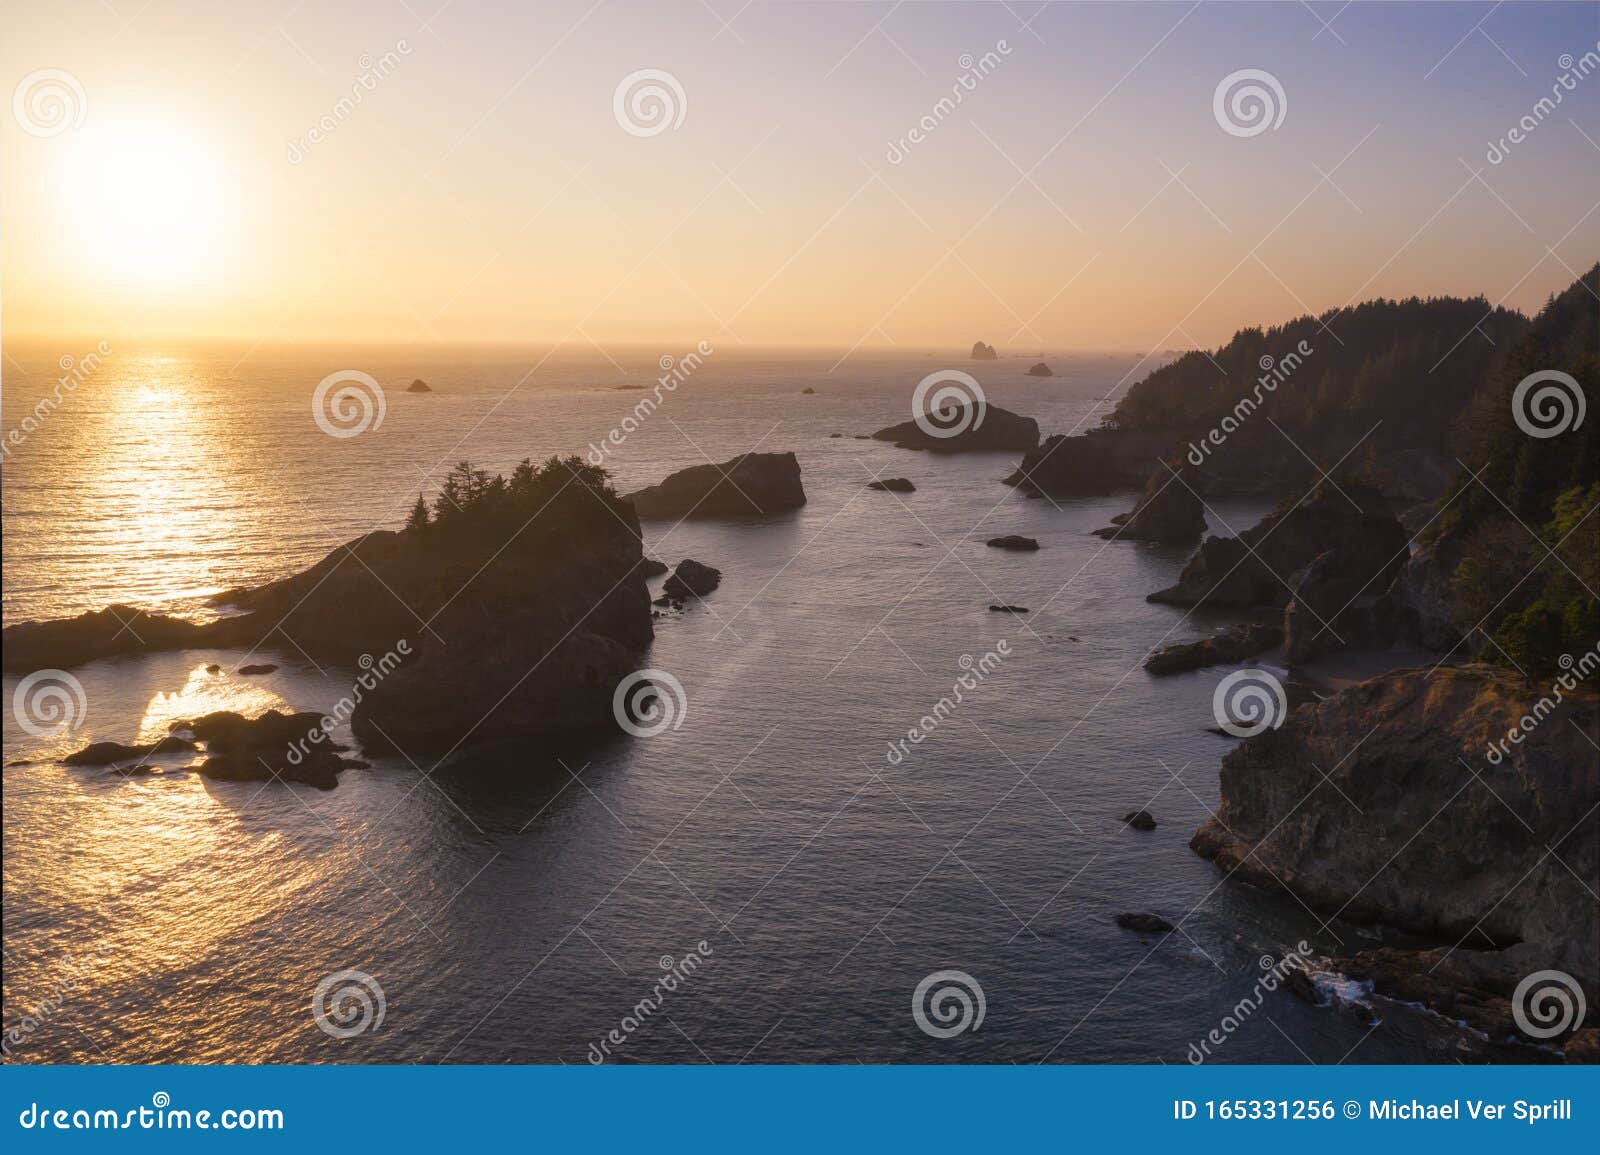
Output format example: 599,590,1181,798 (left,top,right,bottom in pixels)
625,452,806,518
871,404,1039,453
